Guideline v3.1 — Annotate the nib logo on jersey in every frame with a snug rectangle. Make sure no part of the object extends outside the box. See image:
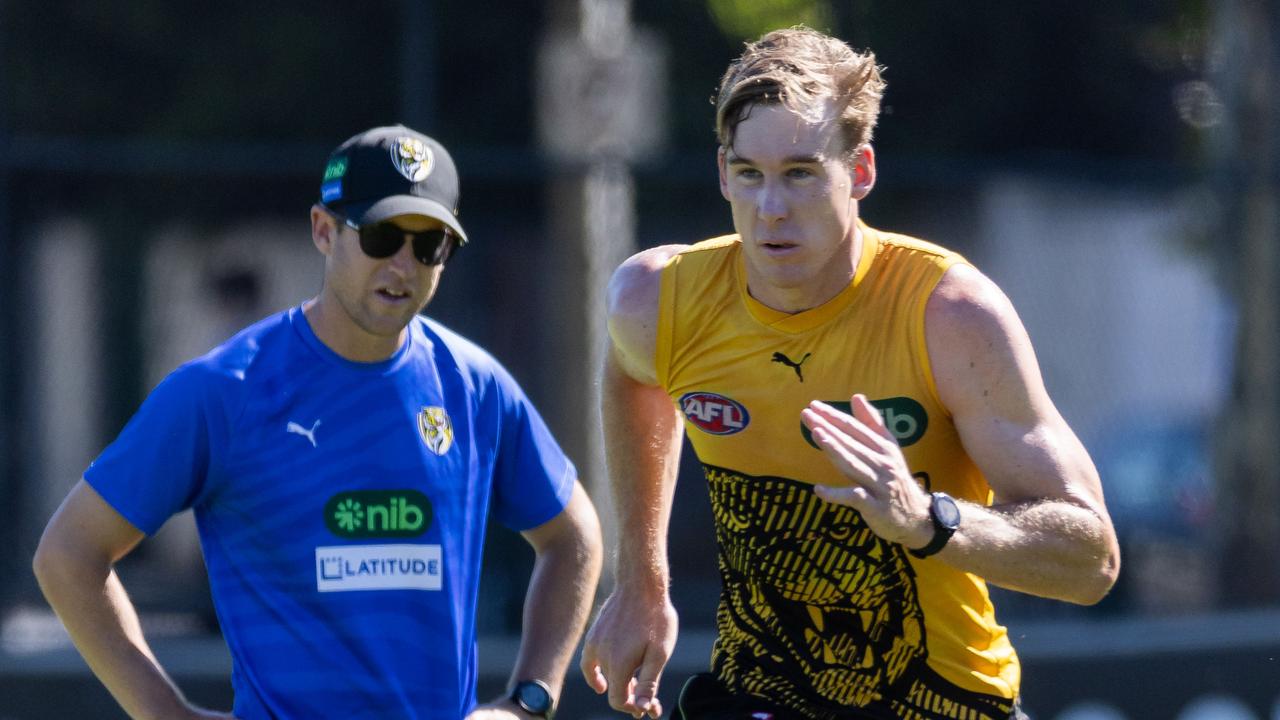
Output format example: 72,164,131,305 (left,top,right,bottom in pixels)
325,490,432,538
316,489,442,593
801,396,929,449
680,391,750,436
